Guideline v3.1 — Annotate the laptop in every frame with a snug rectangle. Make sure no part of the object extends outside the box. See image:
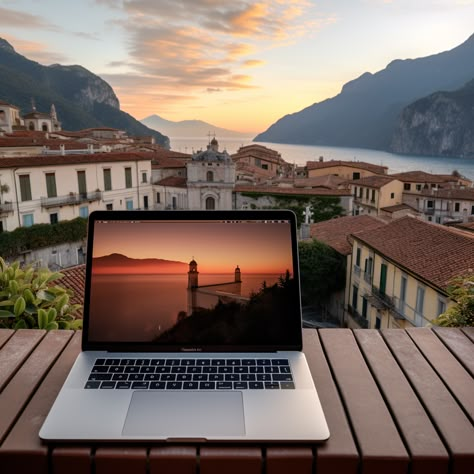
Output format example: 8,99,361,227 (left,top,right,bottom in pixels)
40,209,330,442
